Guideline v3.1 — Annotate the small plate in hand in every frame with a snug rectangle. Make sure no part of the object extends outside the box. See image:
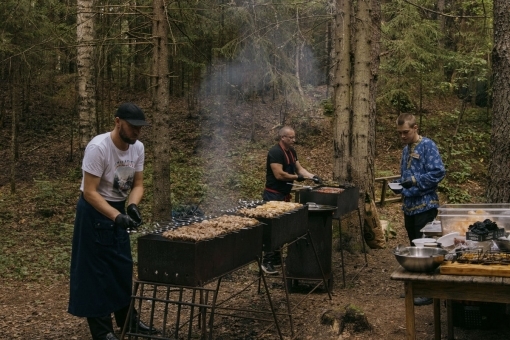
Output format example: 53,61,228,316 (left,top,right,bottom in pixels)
388,182,403,193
